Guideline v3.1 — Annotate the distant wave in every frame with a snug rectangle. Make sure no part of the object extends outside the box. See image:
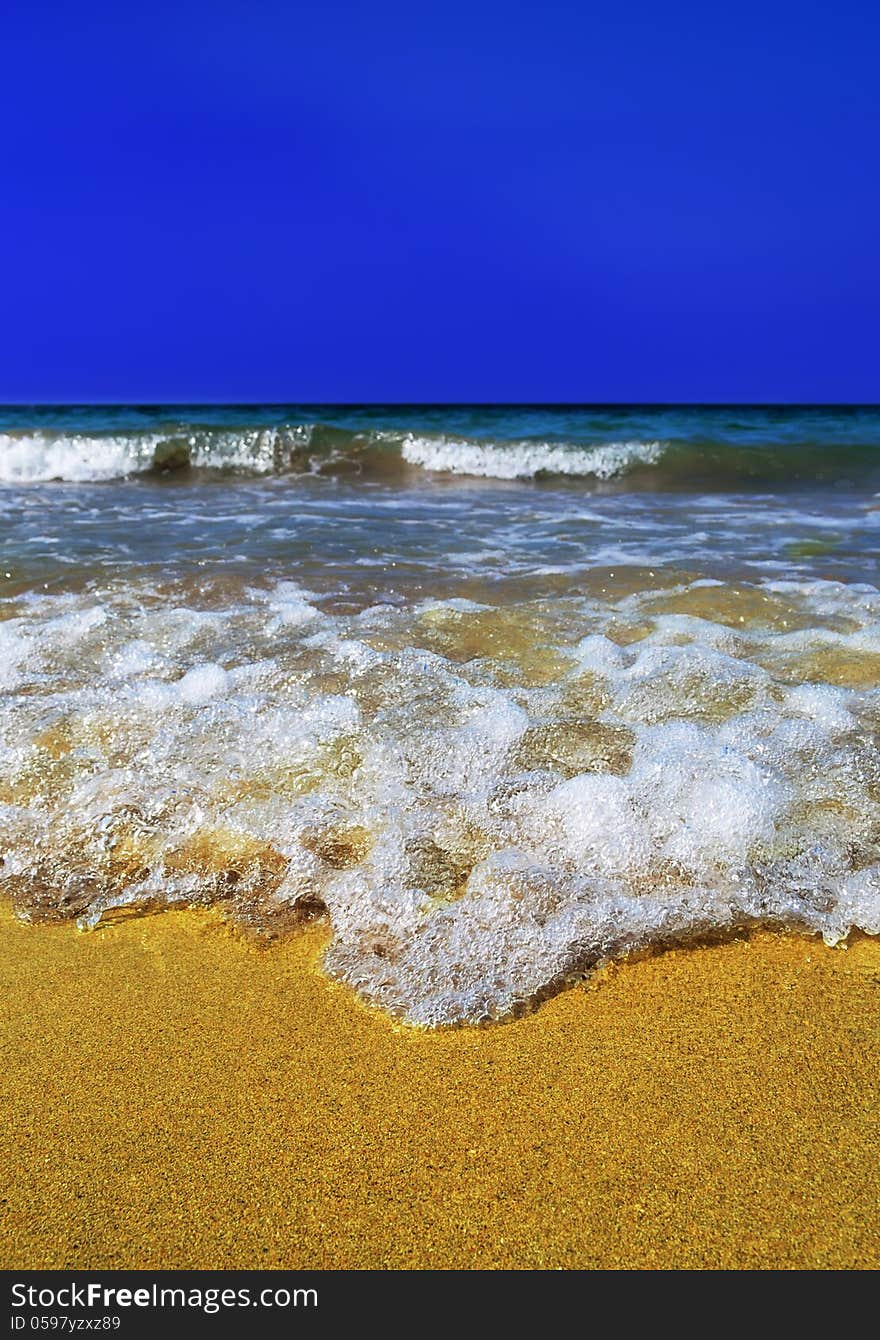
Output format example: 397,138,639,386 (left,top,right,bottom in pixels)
0,432,162,483
1,421,879,489
398,434,664,479
0,428,300,483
